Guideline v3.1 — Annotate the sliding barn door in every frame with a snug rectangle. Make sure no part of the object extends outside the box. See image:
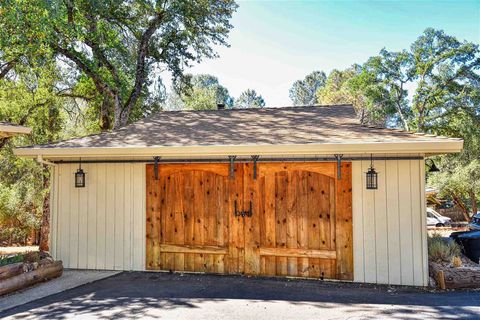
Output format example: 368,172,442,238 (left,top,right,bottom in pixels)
246,162,353,280
146,162,352,280
146,164,245,274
